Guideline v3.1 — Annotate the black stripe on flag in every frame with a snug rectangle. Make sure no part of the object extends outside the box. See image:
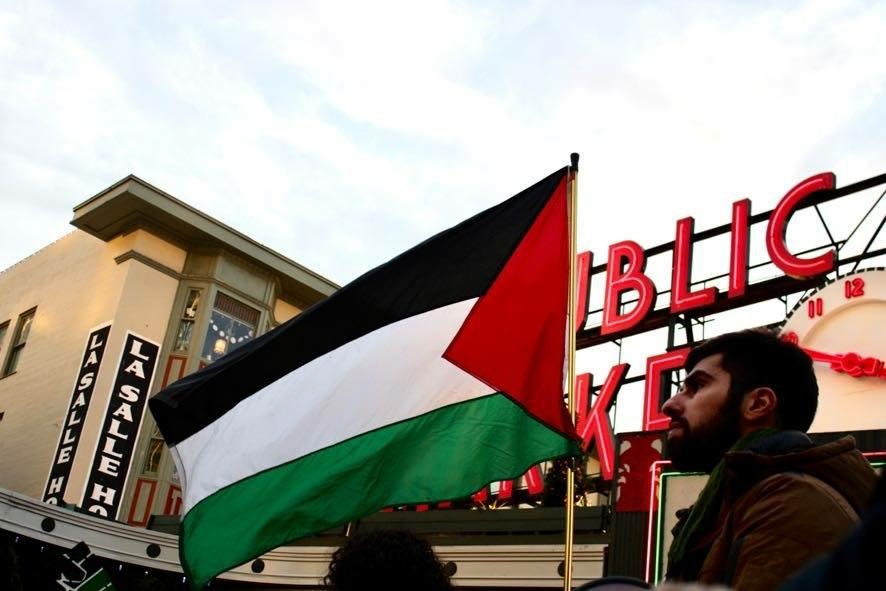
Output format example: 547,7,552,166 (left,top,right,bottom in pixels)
150,167,567,445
